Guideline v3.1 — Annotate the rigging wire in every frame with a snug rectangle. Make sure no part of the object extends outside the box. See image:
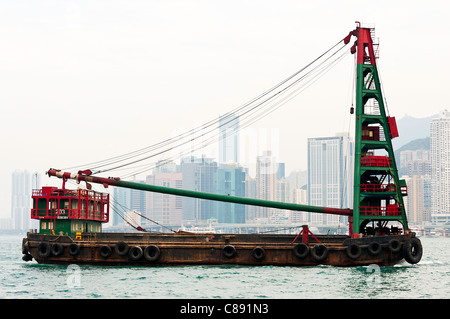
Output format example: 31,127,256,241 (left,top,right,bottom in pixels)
117,46,351,178
62,37,350,175
64,38,345,172
96,43,351,178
